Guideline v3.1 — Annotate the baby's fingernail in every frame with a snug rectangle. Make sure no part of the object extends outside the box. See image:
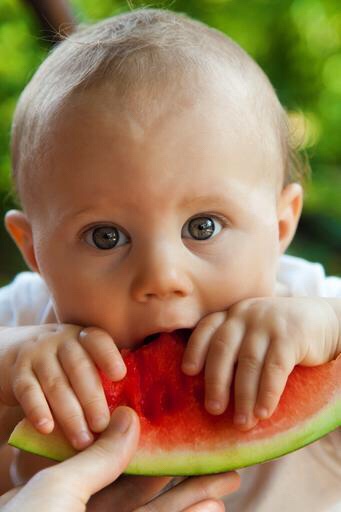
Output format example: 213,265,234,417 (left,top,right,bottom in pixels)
206,400,223,414
203,502,224,512
72,431,94,450
234,413,247,425
255,407,268,419
36,418,54,432
182,361,197,374
112,361,126,379
112,407,133,433
91,414,110,432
